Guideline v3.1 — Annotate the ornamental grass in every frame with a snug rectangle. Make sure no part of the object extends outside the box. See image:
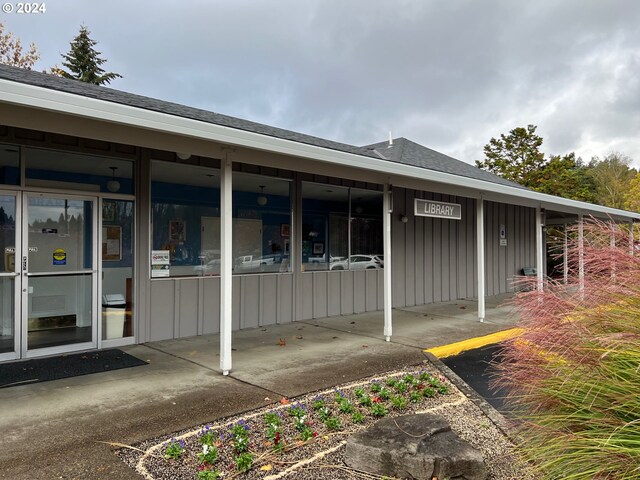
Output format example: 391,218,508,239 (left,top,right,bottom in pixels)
493,218,640,480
